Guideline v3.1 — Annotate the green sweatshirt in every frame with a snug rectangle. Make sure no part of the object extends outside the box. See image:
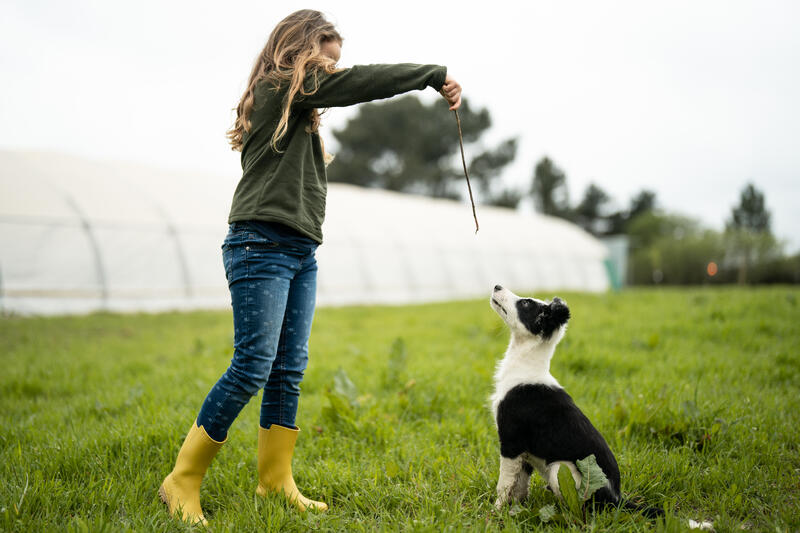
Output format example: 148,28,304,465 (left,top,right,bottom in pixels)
228,63,448,243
